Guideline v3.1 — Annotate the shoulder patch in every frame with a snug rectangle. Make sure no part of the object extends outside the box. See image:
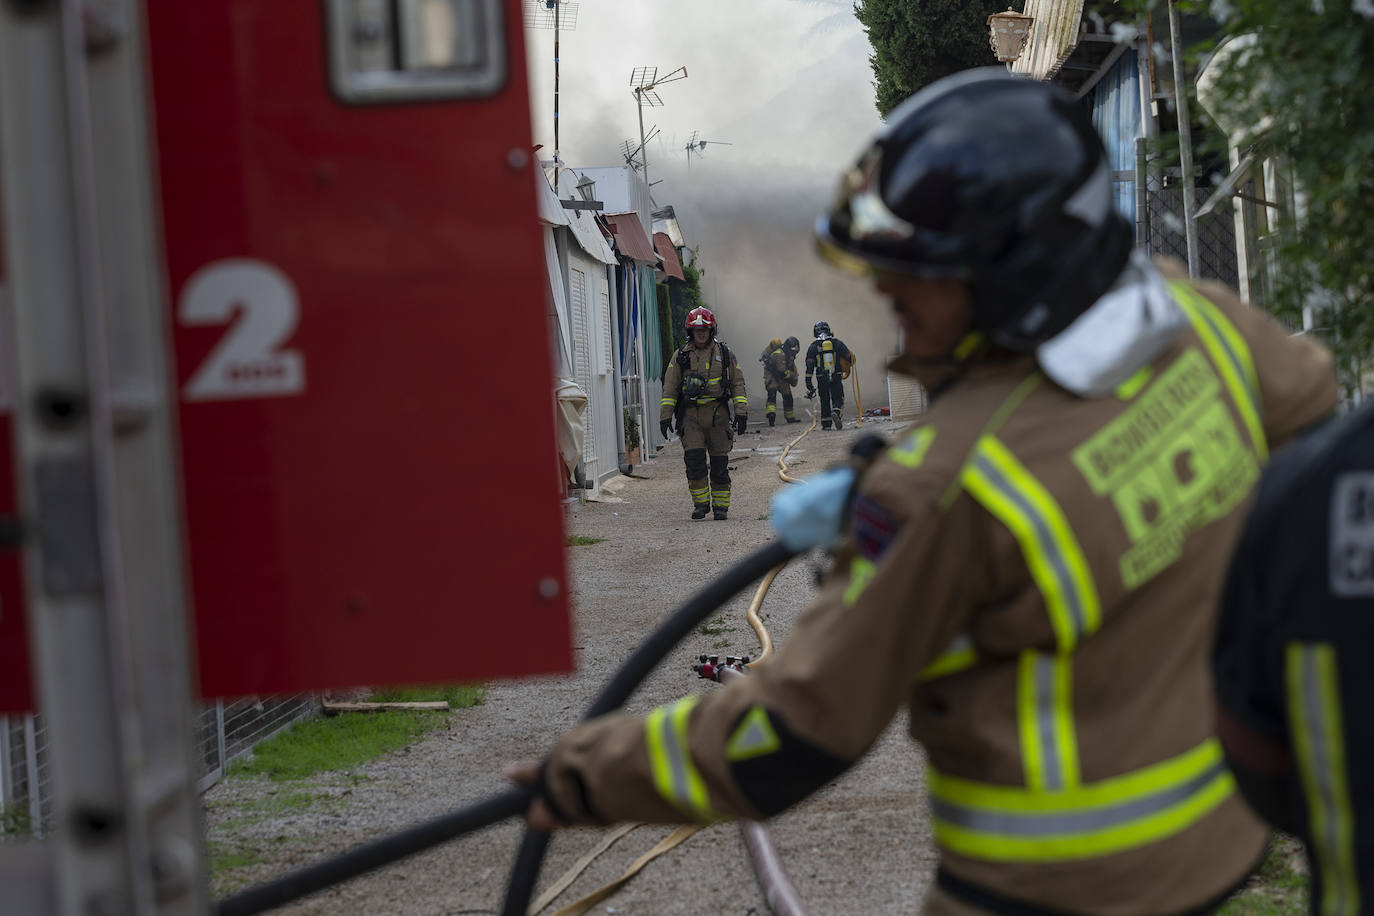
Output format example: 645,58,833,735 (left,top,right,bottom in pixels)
726,706,782,762
852,494,899,561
